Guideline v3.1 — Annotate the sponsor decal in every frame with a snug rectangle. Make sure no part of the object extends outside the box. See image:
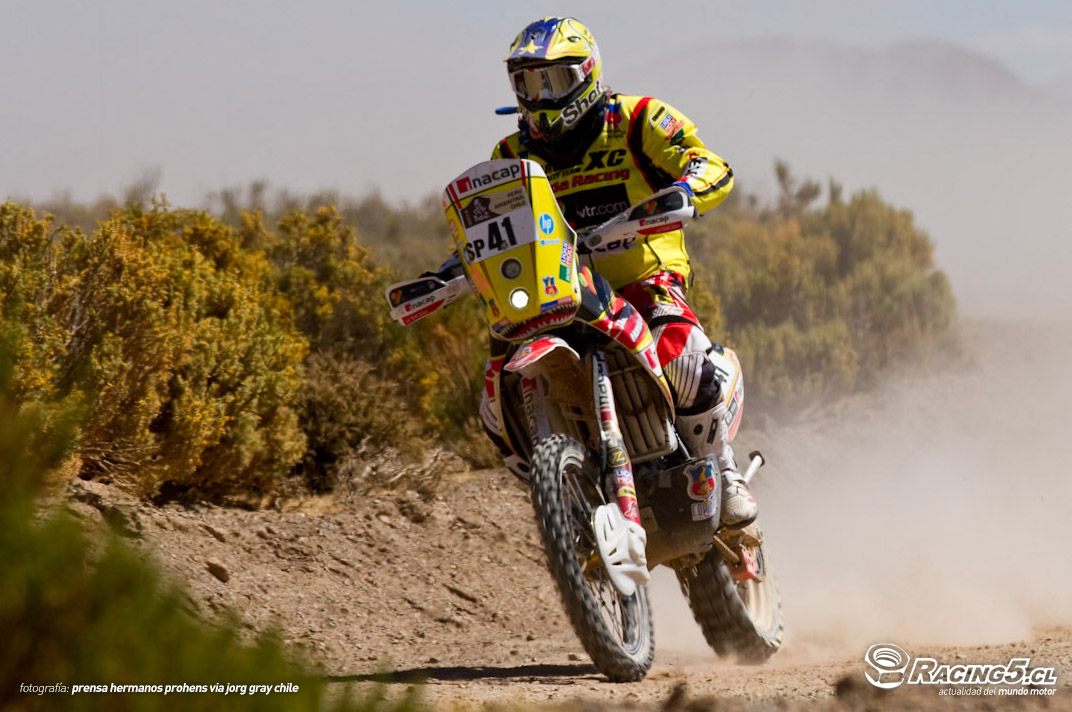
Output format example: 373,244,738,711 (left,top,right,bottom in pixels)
580,201,630,220
490,187,529,214
559,184,632,229
607,446,628,468
542,276,558,296
725,393,740,429
460,196,496,228
638,220,684,236
584,149,627,170
540,295,575,313
685,460,717,501
684,155,708,177
454,163,522,196
538,212,555,234
658,113,686,139
538,237,560,246
460,188,528,229
594,358,615,424
863,644,1059,694
561,79,605,126
606,102,622,127
560,241,574,265
400,299,444,325
691,499,716,521
559,264,571,281
591,236,639,255
619,495,640,523
404,294,436,313
571,168,630,189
